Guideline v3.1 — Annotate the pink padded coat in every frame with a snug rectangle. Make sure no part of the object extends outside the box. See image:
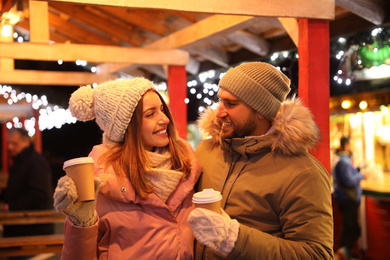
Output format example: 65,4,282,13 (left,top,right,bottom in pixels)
61,143,202,260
